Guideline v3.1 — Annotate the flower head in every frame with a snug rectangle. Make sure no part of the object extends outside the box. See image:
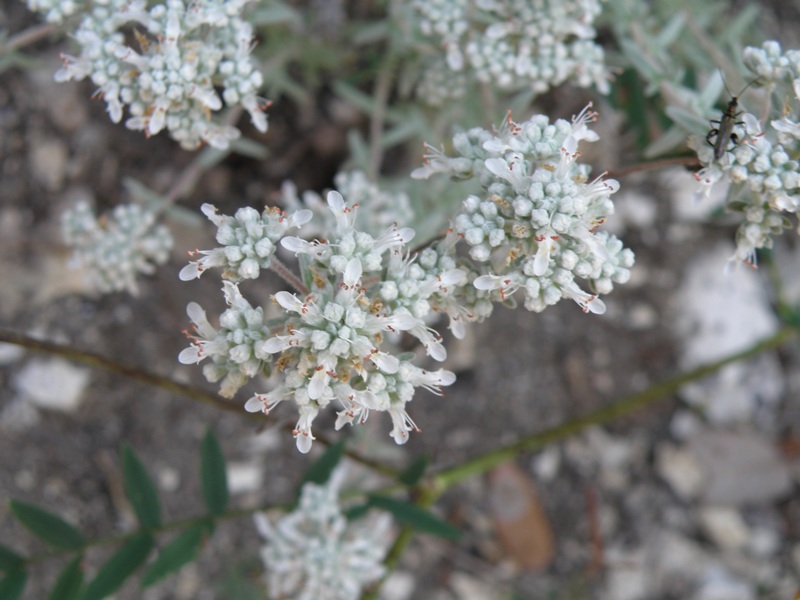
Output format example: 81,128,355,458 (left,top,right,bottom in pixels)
62,201,172,295
42,0,268,149
180,204,312,281
254,469,391,600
